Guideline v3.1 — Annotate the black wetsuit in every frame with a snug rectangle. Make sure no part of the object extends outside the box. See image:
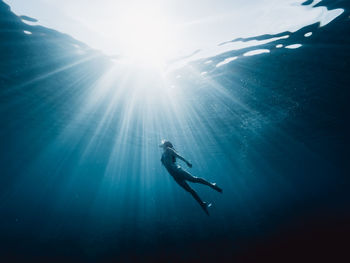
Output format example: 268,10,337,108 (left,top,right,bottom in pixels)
160,146,222,215
161,147,193,181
